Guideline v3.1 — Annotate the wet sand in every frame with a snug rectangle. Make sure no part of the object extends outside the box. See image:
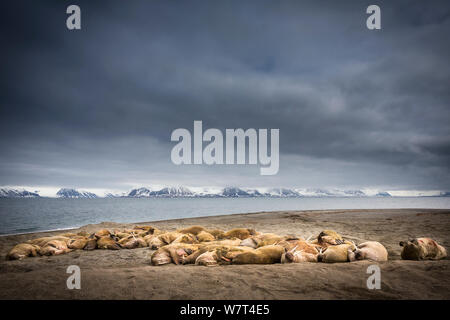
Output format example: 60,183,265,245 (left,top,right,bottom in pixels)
0,209,449,299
